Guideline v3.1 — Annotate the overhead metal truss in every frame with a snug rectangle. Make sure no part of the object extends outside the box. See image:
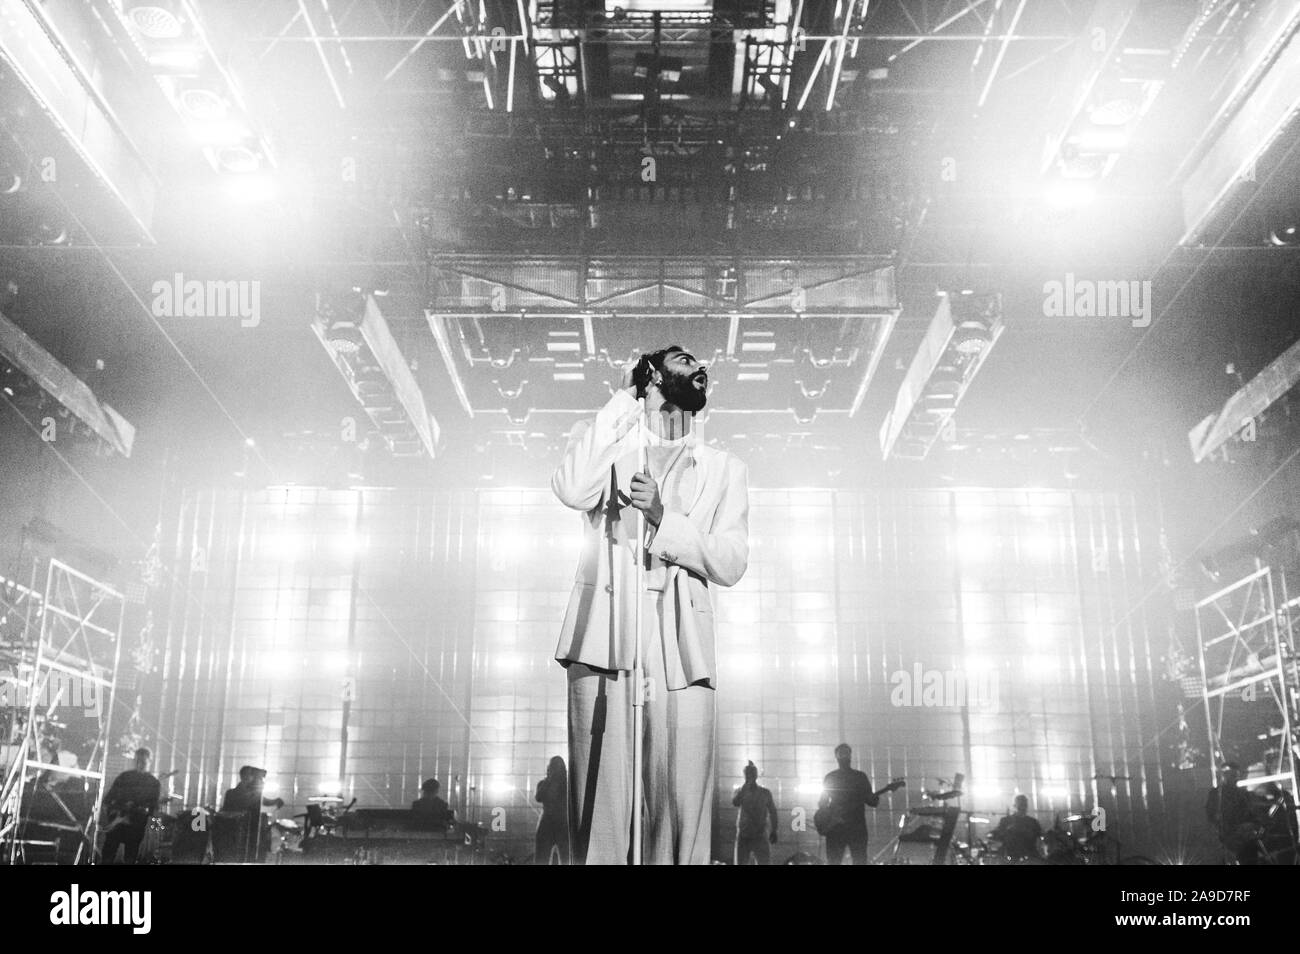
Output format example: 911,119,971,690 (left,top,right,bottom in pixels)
421,255,899,423
535,1,775,37
0,560,124,865
312,290,442,458
428,253,896,316
879,289,1003,460
0,307,135,458
238,0,1090,111
1195,564,1300,855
